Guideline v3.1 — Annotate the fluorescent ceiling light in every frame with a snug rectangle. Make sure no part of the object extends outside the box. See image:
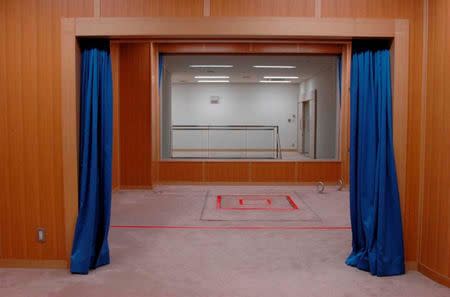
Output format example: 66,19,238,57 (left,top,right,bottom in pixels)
189,65,234,68
194,76,230,79
259,80,292,83
253,65,296,69
197,80,230,83
264,76,299,79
